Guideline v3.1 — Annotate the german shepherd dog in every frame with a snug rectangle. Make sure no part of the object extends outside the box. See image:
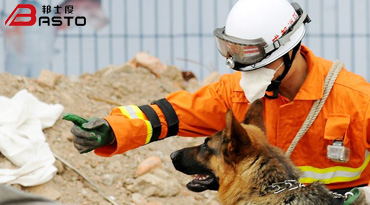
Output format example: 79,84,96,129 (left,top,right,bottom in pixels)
170,100,350,204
